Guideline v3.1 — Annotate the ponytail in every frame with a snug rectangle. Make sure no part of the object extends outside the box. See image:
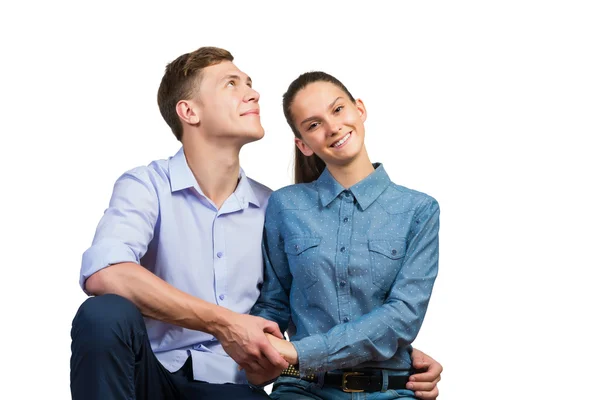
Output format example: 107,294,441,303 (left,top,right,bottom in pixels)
294,146,326,184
